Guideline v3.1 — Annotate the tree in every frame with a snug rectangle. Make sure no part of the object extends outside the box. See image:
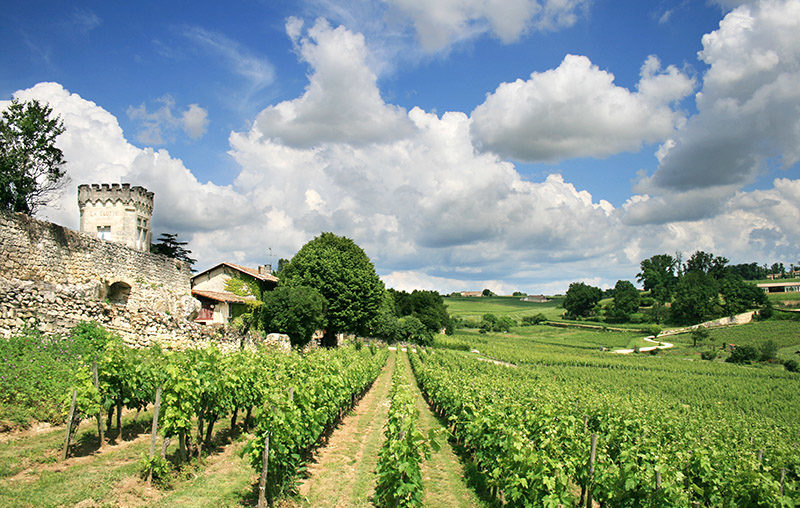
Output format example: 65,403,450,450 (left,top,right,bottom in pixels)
684,250,728,279
691,326,710,347
397,316,432,346
151,233,197,270
388,289,452,335
670,271,720,324
275,258,290,275
611,280,640,318
279,232,384,347
1,99,67,214
718,274,765,315
482,288,494,297
636,254,677,303
563,282,603,318
261,286,327,349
